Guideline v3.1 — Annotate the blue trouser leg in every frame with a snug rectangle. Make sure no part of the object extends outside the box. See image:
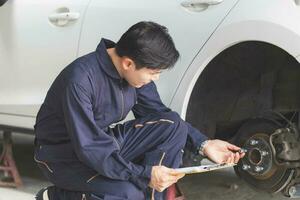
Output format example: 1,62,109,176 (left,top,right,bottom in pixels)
36,111,188,200
114,112,188,199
